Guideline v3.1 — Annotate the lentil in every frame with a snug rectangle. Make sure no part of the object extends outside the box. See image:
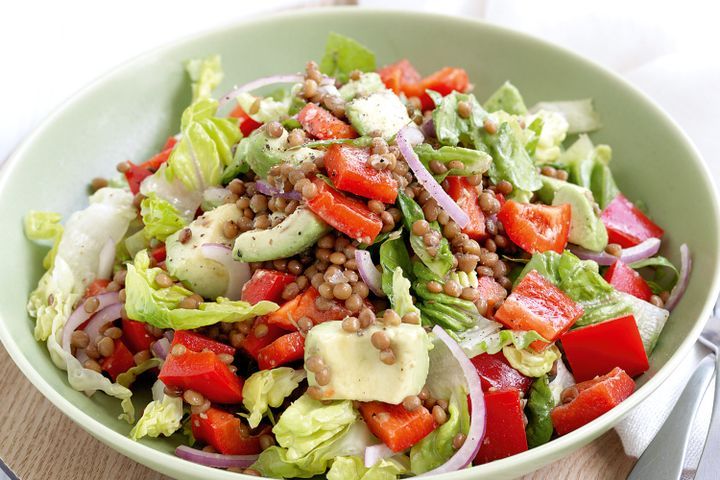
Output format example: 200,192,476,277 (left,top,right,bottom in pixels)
265,121,284,138
605,243,623,257
70,330,90,349
83,359,102,373
97,336,115,357
358,308,376,328
183,389,205,406
452,432,466,449
90,177,109,191
403,395,422,412
432,405,448,425
371,331,391,350
342,316,360,333
427,281,443,293
402,312,421,325
345,294,363,312
379,348,396,365
561,386,579,404
104,327,123,340
217,353,234,365
190,399,211,415
443,280,462,297
179,294,202,309
315,368,331,386
483,118,498,134
171,343,187,357
650,295,664,308
307,386,323,400
259,434,275,451
178,228,192,244
155,272,174,288
298,316,314,332
333,283,353,300
83,296,100,314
